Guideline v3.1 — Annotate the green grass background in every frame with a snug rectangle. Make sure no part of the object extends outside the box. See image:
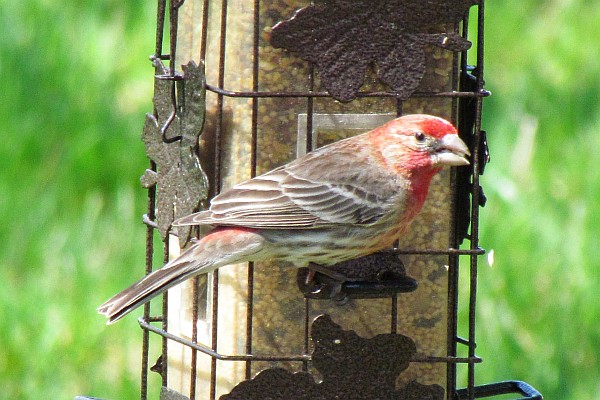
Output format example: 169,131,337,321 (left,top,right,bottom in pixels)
1,1,598,399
